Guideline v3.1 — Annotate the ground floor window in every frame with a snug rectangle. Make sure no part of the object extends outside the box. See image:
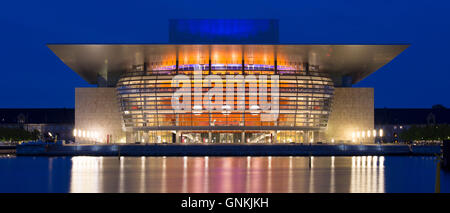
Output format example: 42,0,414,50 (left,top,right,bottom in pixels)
131,130,318,144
